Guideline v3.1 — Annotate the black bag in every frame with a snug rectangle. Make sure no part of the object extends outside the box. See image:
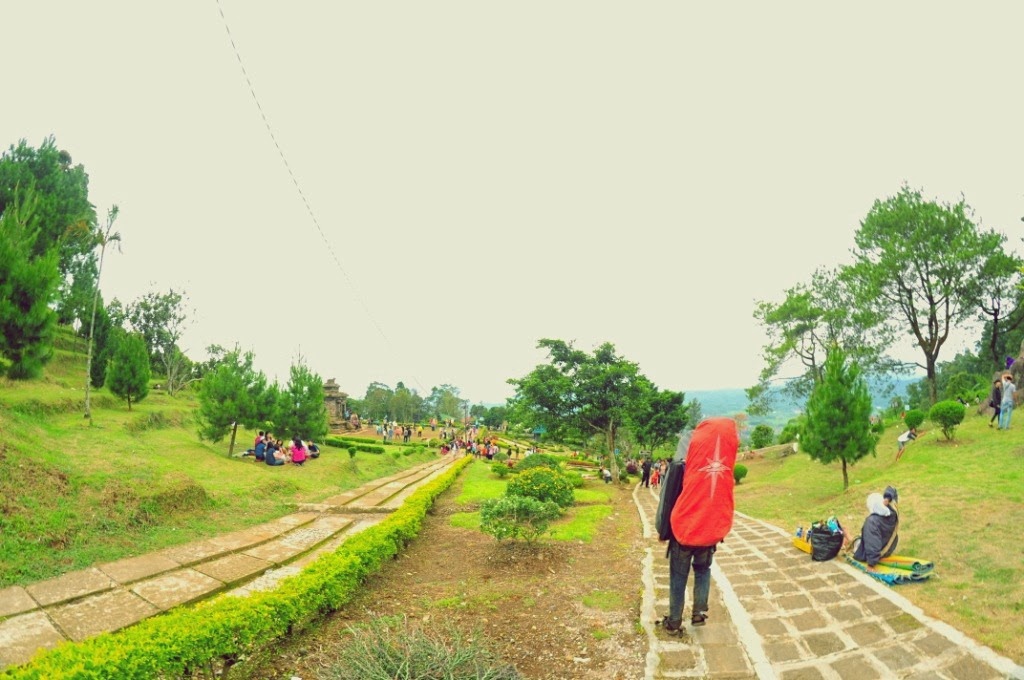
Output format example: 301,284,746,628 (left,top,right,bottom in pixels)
809,526,844,561
654,461,685,541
